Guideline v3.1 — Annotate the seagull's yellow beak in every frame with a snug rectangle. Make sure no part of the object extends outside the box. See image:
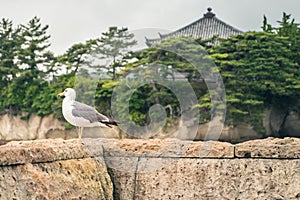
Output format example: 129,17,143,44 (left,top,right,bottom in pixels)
57,92,65,98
